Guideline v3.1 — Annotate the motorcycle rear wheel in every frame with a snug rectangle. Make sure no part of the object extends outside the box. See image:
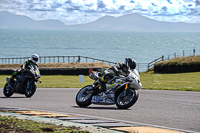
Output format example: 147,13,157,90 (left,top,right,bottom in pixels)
3,83,14,97
25,81,36,98
76,85,93,107
115,88,139,109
